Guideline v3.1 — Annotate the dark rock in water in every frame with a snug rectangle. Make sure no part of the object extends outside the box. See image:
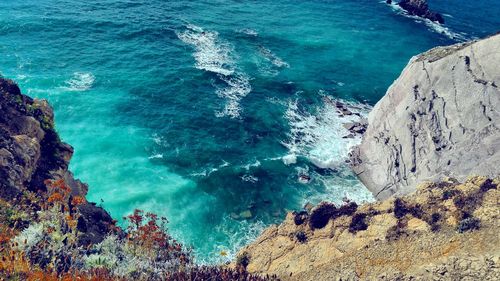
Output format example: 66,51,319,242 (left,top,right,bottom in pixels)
386,0,392,4
343,122,367,135
398,0,444,24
